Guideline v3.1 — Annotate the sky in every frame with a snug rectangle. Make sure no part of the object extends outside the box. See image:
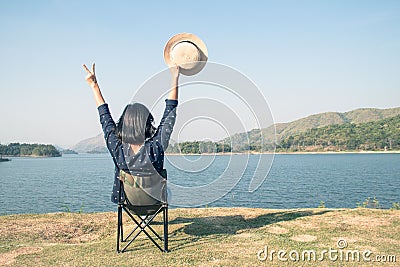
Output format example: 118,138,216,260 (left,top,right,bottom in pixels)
0,0,399,148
